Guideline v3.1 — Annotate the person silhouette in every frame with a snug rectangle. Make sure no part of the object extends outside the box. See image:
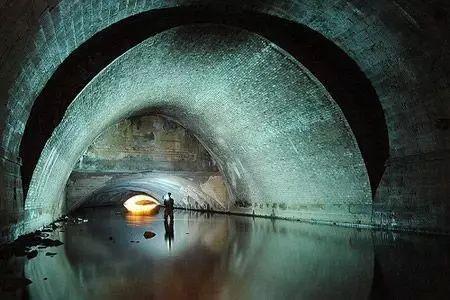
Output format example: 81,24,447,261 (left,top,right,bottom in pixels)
163,192,174,222
164,217,174,251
